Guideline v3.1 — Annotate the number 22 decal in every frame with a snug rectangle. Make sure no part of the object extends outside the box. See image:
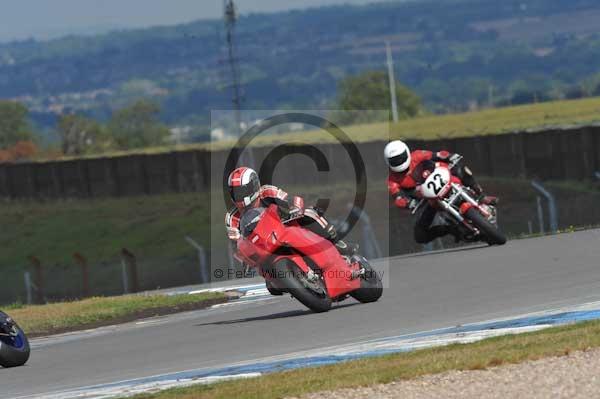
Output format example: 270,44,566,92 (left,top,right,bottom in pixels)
427,173,446,195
